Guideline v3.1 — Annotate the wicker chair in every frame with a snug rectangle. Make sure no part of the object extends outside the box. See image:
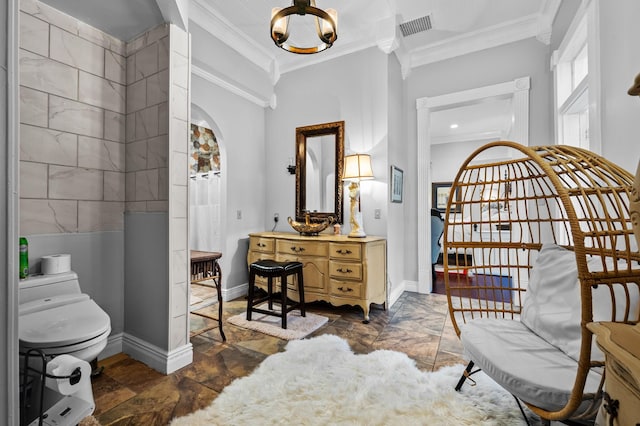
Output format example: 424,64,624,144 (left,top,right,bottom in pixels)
443,141,640,422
